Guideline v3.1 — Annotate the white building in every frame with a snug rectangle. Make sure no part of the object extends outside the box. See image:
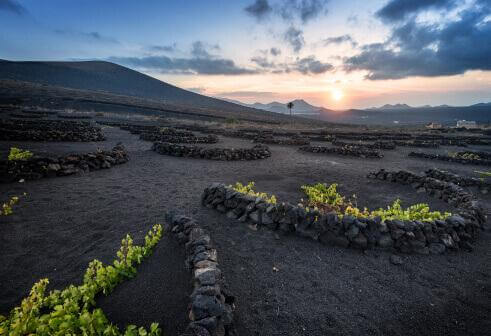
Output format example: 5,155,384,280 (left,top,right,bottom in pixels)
456,120,478,129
